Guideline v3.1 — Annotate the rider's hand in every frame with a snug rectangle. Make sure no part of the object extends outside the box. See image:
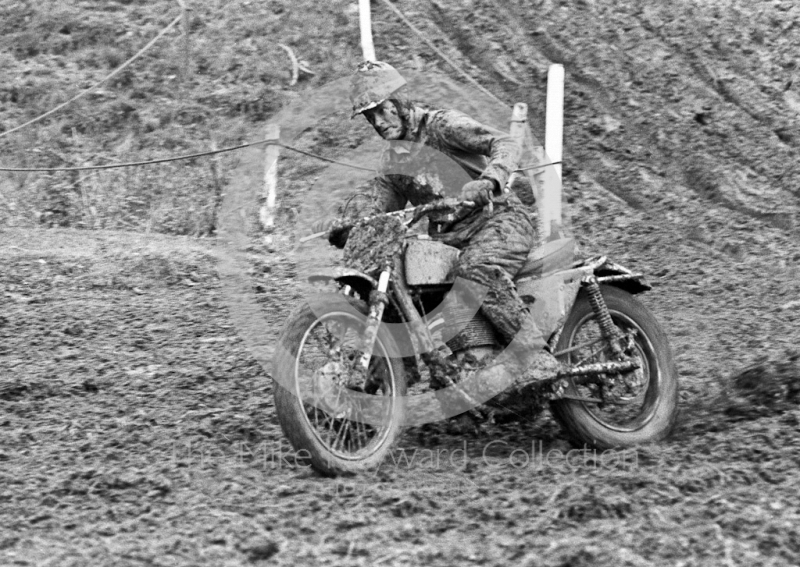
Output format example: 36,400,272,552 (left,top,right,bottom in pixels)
459,179,496,207
311,218,350,248
328,224,351,249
